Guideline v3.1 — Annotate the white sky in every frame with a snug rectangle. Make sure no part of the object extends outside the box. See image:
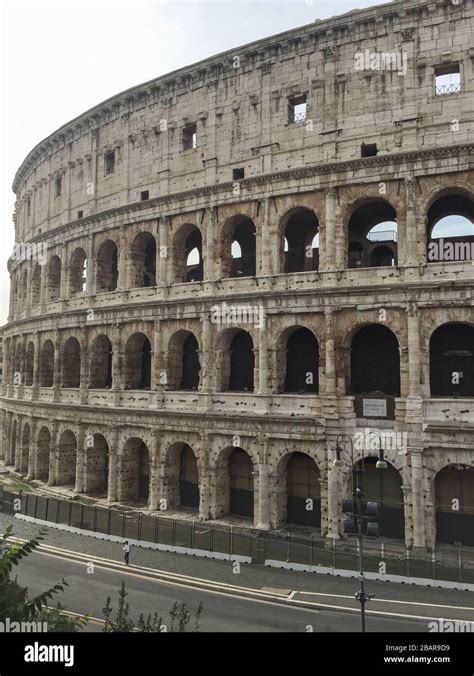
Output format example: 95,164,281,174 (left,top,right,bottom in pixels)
1,0,398,325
